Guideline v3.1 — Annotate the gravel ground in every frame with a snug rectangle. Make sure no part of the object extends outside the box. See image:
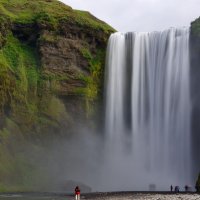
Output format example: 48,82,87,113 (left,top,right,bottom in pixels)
0,192,200,200
82,193,200,200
